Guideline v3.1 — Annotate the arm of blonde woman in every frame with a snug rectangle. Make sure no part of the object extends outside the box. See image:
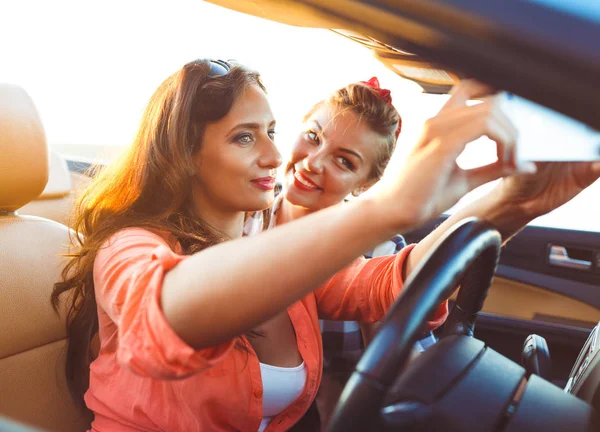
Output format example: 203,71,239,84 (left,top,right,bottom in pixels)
160,82,521,351
404,81,600,279
313,245,448,327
